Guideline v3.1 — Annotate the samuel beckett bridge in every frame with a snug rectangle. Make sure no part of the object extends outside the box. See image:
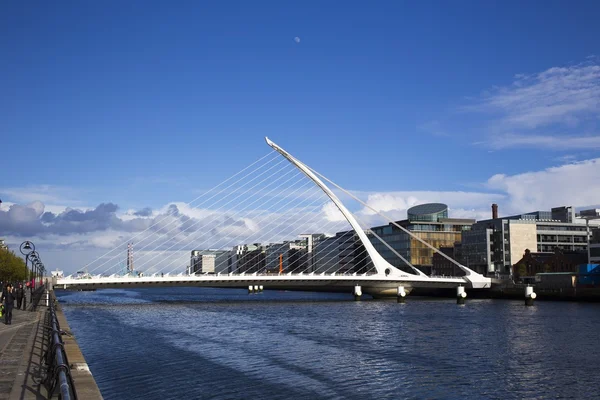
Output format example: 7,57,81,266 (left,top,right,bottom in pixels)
55,138,491,300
